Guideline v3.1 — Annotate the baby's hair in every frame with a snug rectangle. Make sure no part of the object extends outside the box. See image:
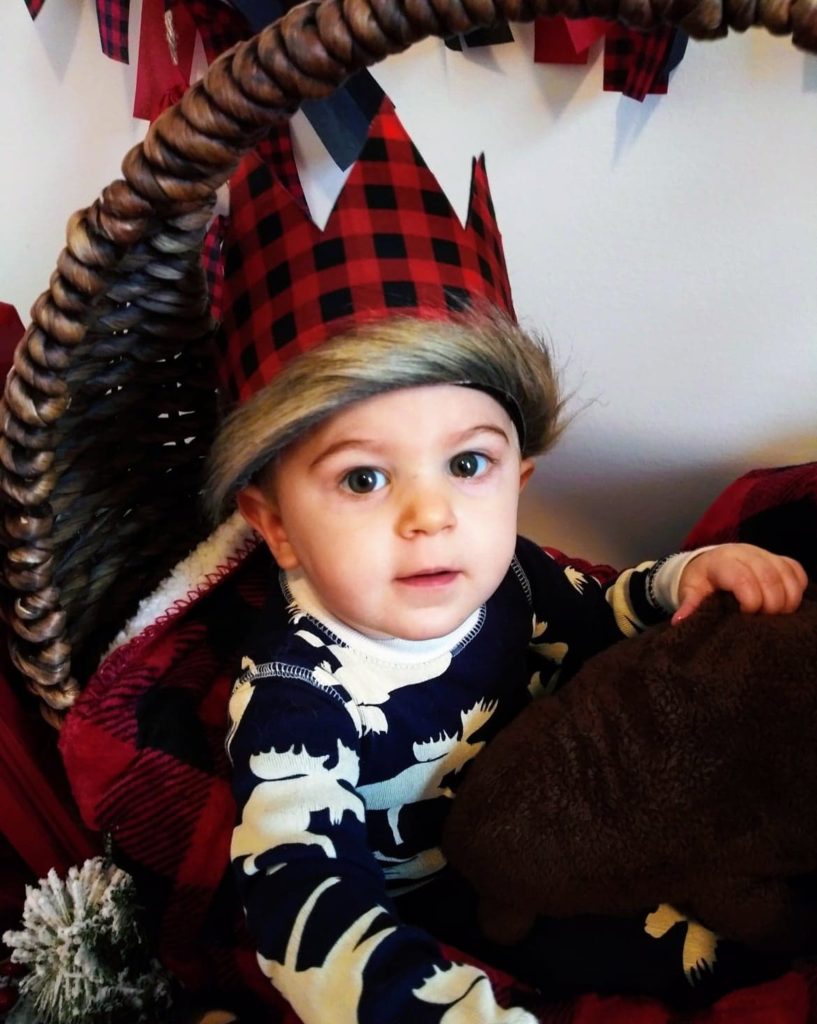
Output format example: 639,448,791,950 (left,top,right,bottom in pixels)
206,305,564,522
